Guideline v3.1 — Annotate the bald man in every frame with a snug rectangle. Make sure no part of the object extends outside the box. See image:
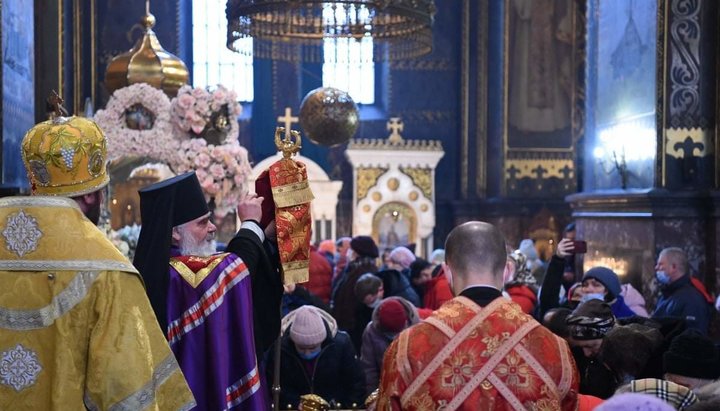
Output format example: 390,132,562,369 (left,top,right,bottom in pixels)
377,222,579,410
